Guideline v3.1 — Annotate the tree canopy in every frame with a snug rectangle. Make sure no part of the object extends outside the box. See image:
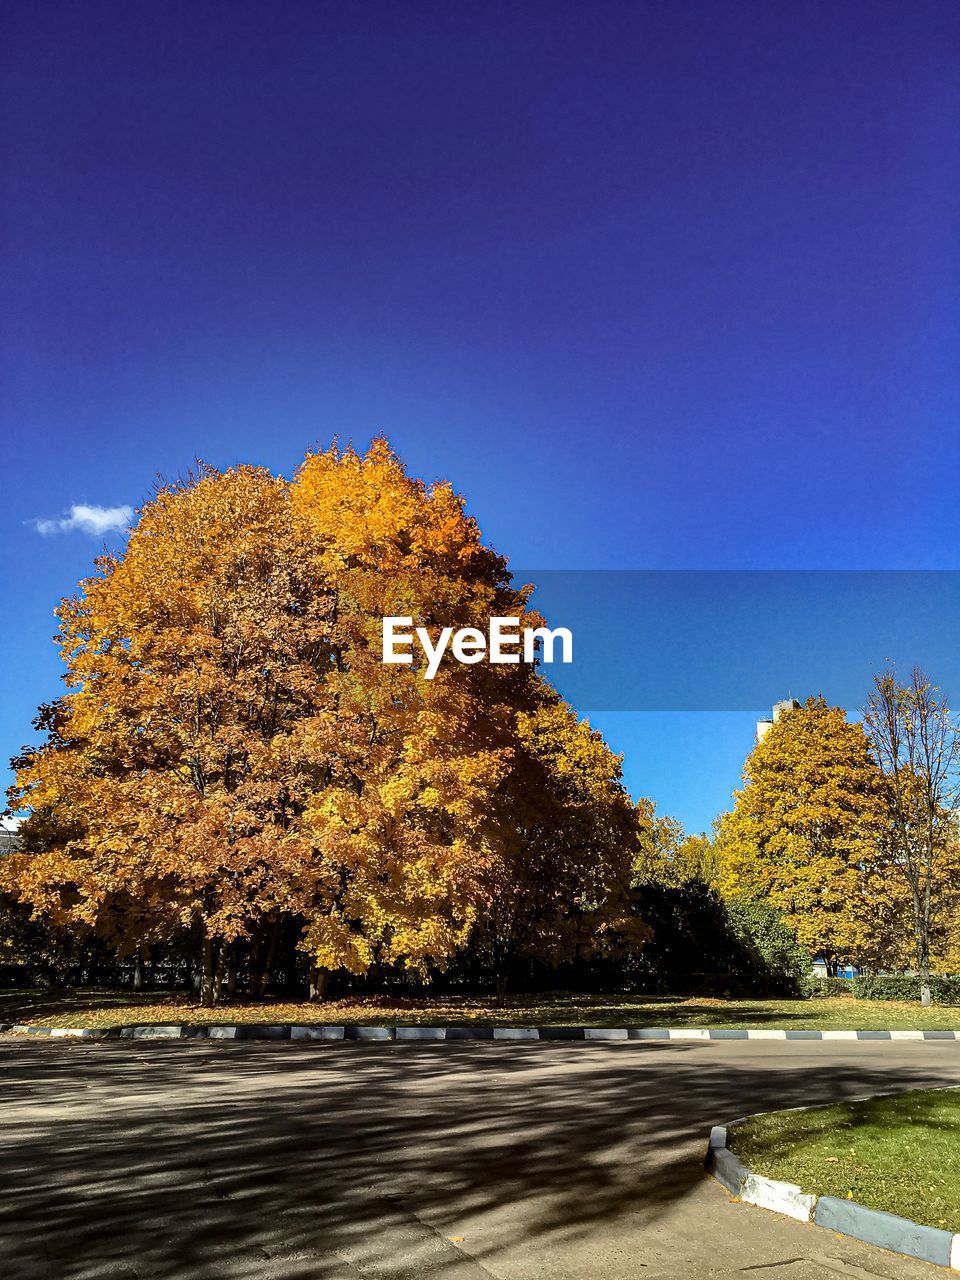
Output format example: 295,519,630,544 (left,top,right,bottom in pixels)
4,440,644,1002
715,697,886,971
